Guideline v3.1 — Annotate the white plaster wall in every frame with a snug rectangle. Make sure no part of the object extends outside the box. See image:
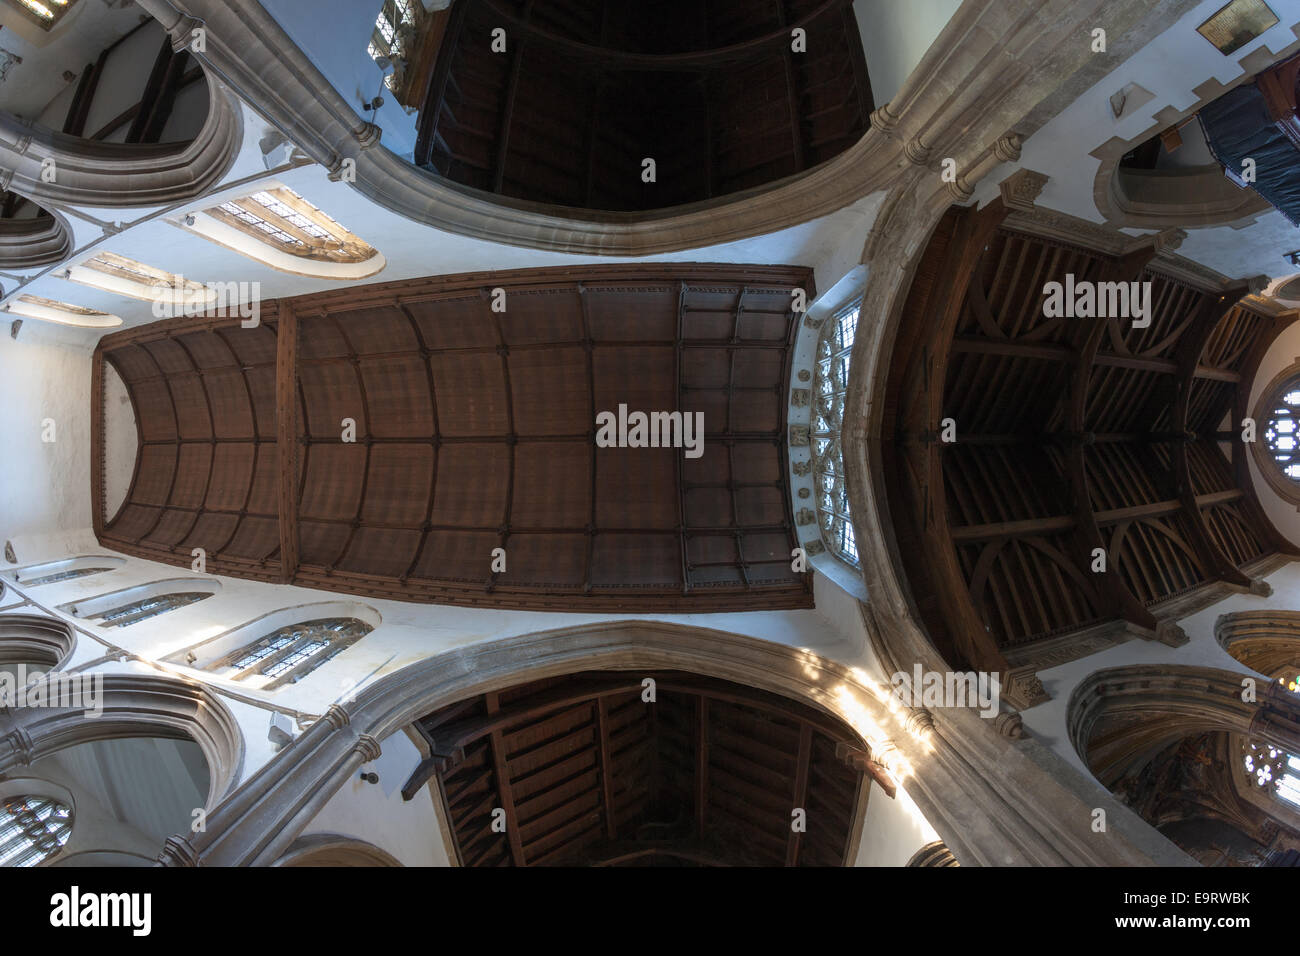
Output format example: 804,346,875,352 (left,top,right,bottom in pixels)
969,0,1300,280
853,780,940,866
0,322,94,542
853,0,964,106
299,729,451,866
259,0,421,160
103,361,136,523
